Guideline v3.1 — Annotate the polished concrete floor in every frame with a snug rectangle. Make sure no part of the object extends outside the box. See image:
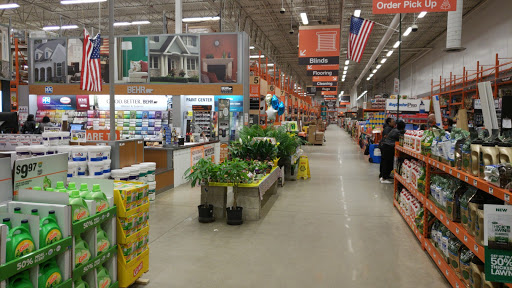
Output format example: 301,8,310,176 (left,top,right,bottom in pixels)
137,126,449,288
